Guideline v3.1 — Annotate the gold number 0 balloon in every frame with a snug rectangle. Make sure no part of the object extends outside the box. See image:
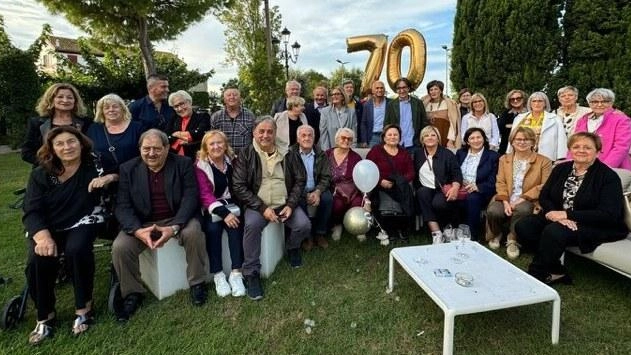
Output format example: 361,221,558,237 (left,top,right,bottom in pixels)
346,29,426,95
